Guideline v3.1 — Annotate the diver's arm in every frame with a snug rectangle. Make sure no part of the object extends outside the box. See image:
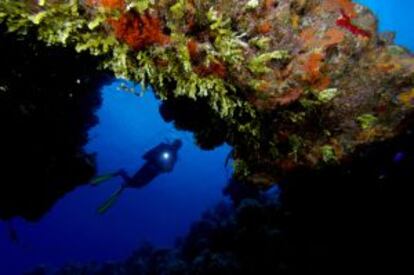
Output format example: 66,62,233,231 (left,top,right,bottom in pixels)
142,144,166,161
